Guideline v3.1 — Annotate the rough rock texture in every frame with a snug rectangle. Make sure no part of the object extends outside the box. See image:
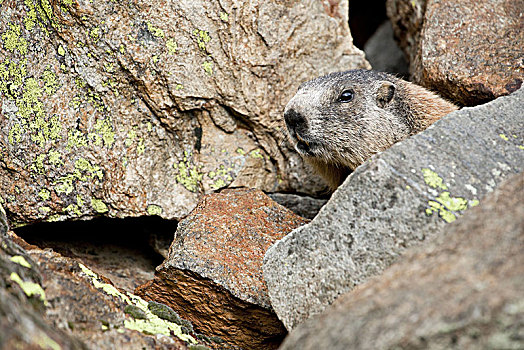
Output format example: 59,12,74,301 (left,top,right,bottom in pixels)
1,204,220,349
263,87,524,330
268,192,327,219
0,0,369,226
363,21,408,77
0,205,87,349
280,172,524,350
387,0,523,105
136,188,309,349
